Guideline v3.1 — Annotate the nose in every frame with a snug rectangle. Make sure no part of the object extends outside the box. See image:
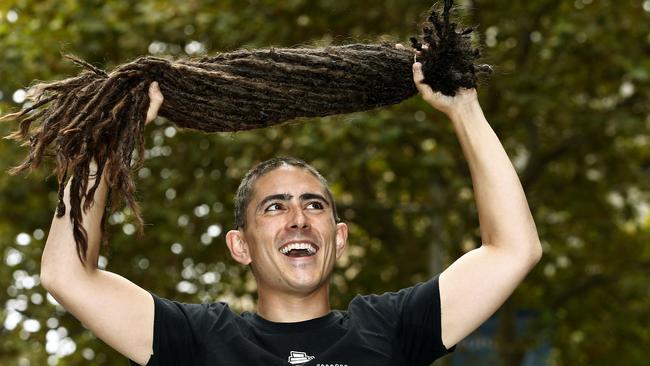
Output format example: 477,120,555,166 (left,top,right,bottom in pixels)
288,208,309,230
